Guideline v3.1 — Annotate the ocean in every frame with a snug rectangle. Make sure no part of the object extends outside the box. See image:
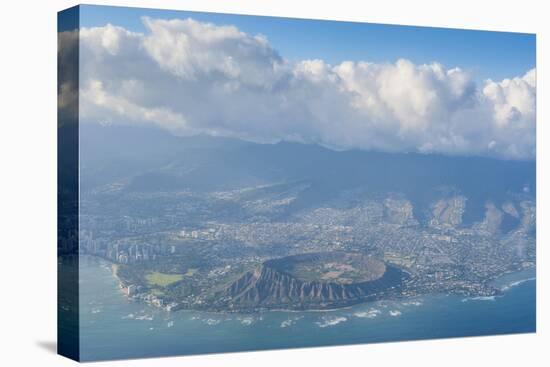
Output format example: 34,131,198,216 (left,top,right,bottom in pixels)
78,256,536,361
